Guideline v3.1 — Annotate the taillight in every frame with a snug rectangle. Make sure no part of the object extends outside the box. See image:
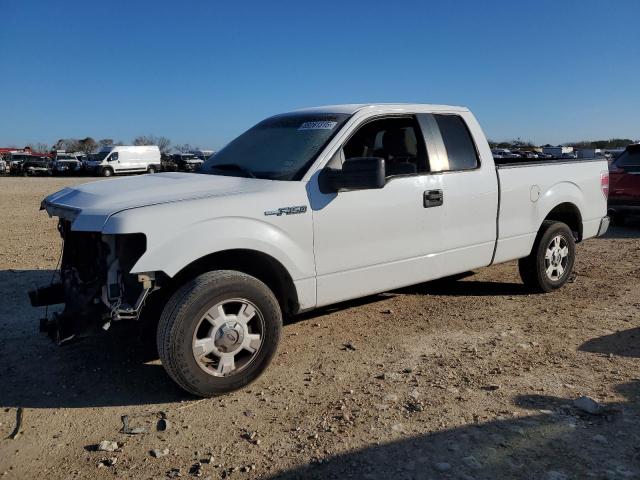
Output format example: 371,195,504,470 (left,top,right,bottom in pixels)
600,171,609,198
